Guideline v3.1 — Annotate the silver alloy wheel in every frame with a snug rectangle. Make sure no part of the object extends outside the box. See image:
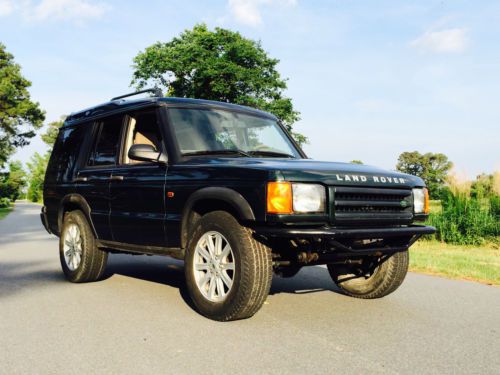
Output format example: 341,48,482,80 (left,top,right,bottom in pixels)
63,224,83,271
193,231,235,302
